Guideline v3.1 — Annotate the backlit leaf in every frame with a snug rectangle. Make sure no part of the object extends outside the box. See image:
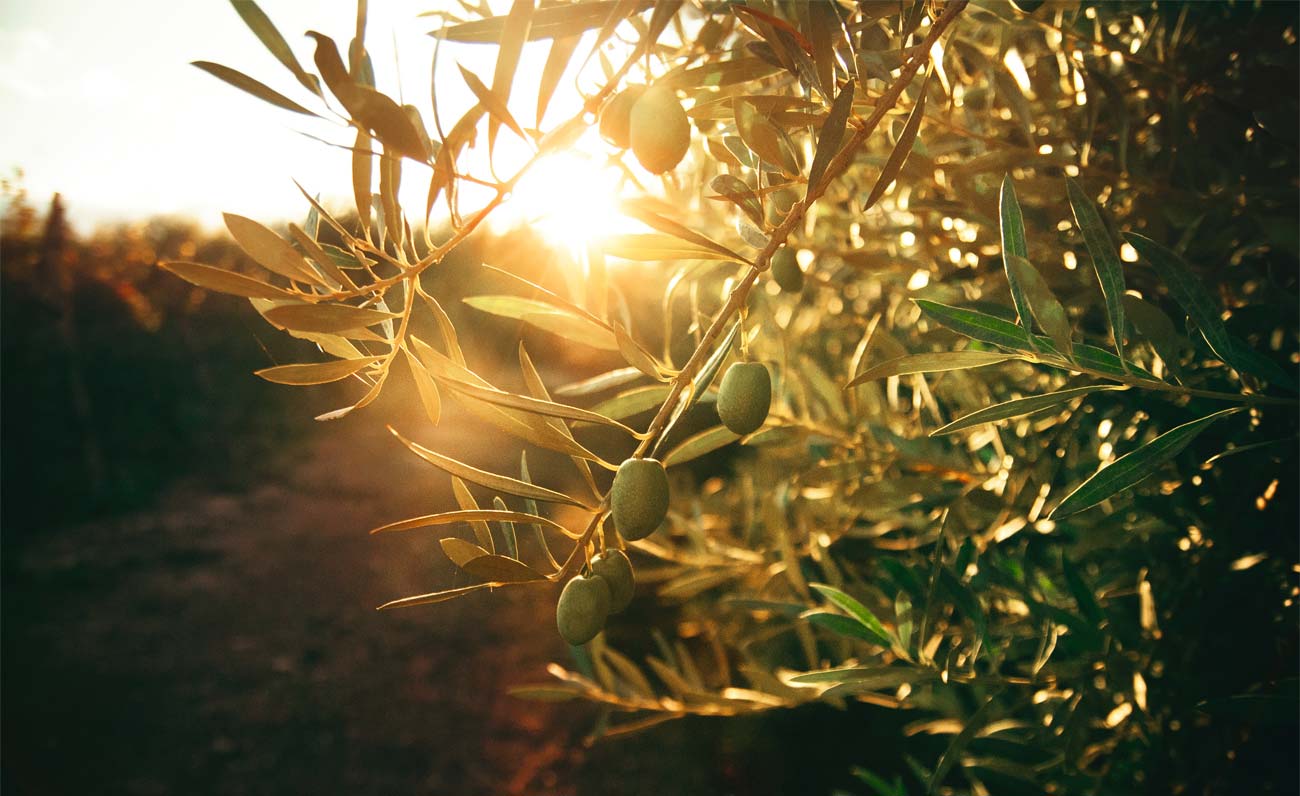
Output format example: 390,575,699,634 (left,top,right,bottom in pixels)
390,426,596,509
811,583,895,646
254,356,380,385
262,303,399,334
160,261,295,300
461,553,546,583
435,0,650,42
663,425,740,467
403,347,442,426
931,385,1126,435
191,61,320,116
1067,178,1127,363
372,509,570,537
458,64,529,143
224,213,324,285
1051,407,1242,518
914,300,1035,352
807,81,854,196
864,72,929,211
846,351,1016,387
230,0,322,96
464,295,618,350
1005,254,1073,357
